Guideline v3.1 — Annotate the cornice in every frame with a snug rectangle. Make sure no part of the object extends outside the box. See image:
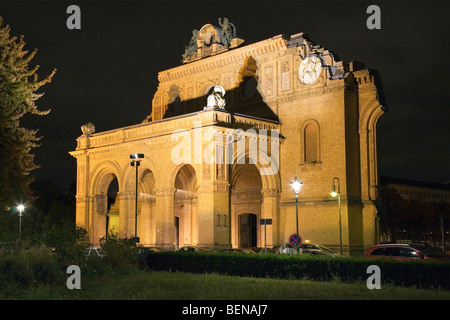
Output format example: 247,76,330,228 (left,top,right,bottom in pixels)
69,110,282,158
158,35,290,84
